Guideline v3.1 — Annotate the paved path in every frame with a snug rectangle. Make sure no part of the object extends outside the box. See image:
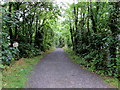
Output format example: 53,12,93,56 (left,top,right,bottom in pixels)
26,48,110,88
